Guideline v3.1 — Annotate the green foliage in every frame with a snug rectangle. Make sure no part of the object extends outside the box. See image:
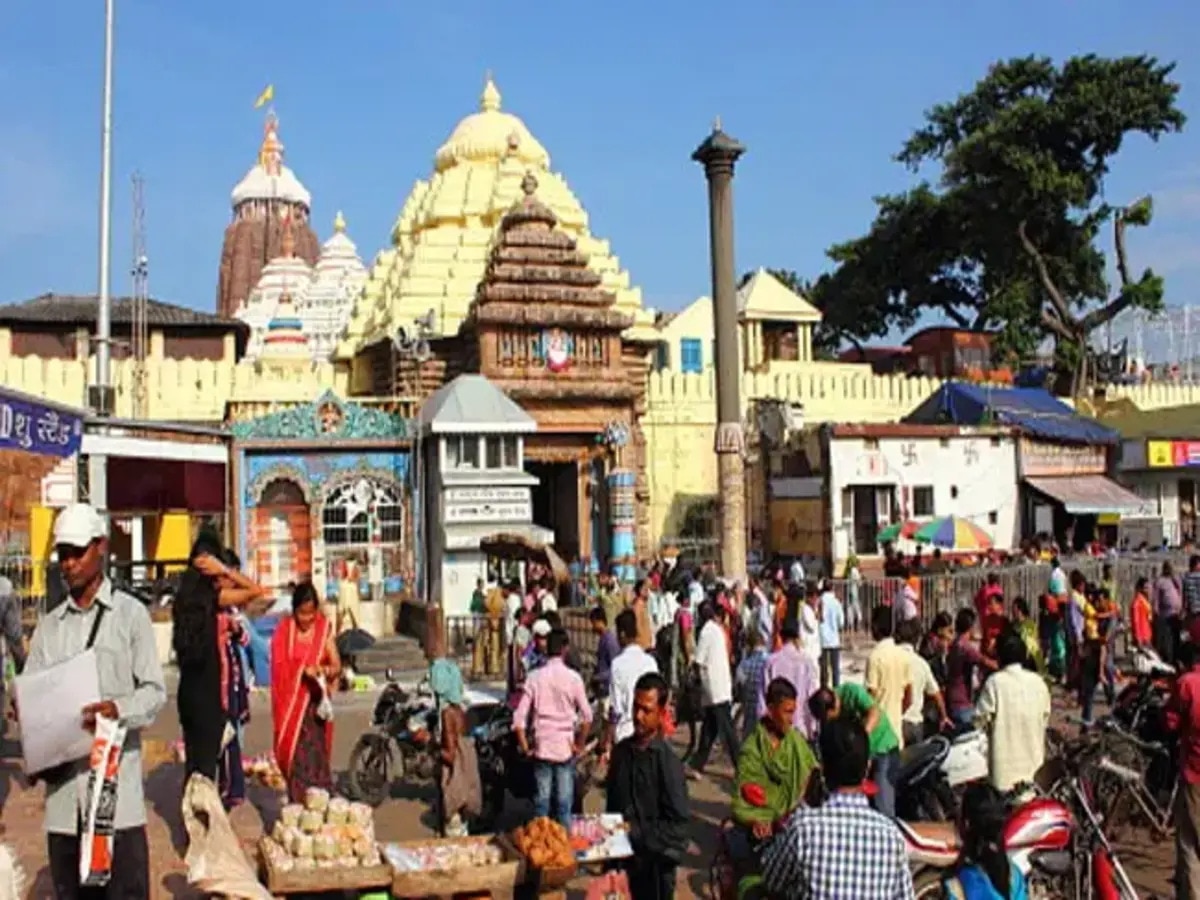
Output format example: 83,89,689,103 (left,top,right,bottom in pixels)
806,54,1184,389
